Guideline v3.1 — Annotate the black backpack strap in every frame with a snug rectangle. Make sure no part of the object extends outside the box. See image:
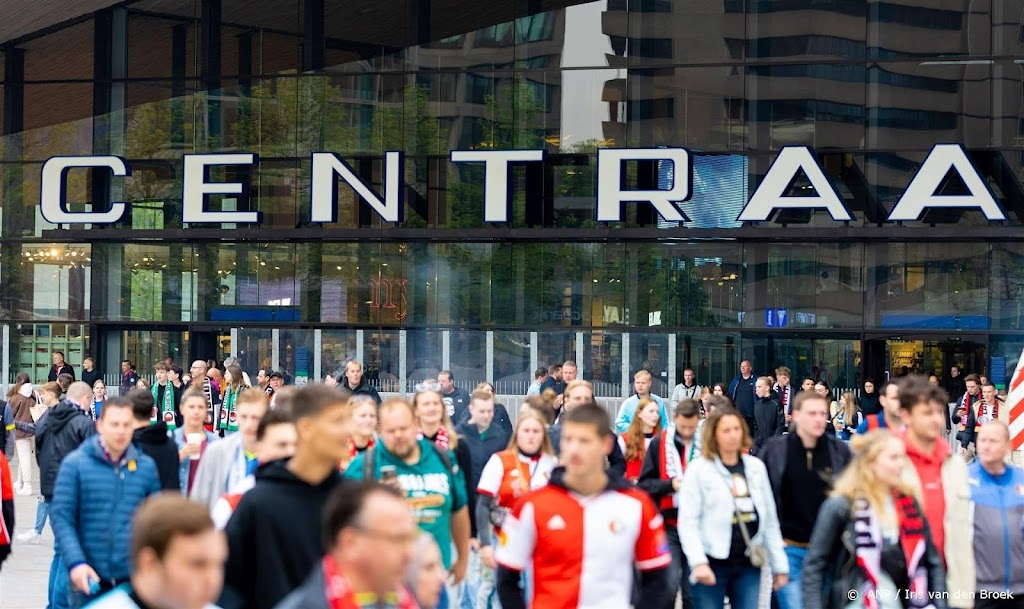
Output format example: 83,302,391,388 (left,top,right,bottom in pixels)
429,442,454,472
362,446,376,481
